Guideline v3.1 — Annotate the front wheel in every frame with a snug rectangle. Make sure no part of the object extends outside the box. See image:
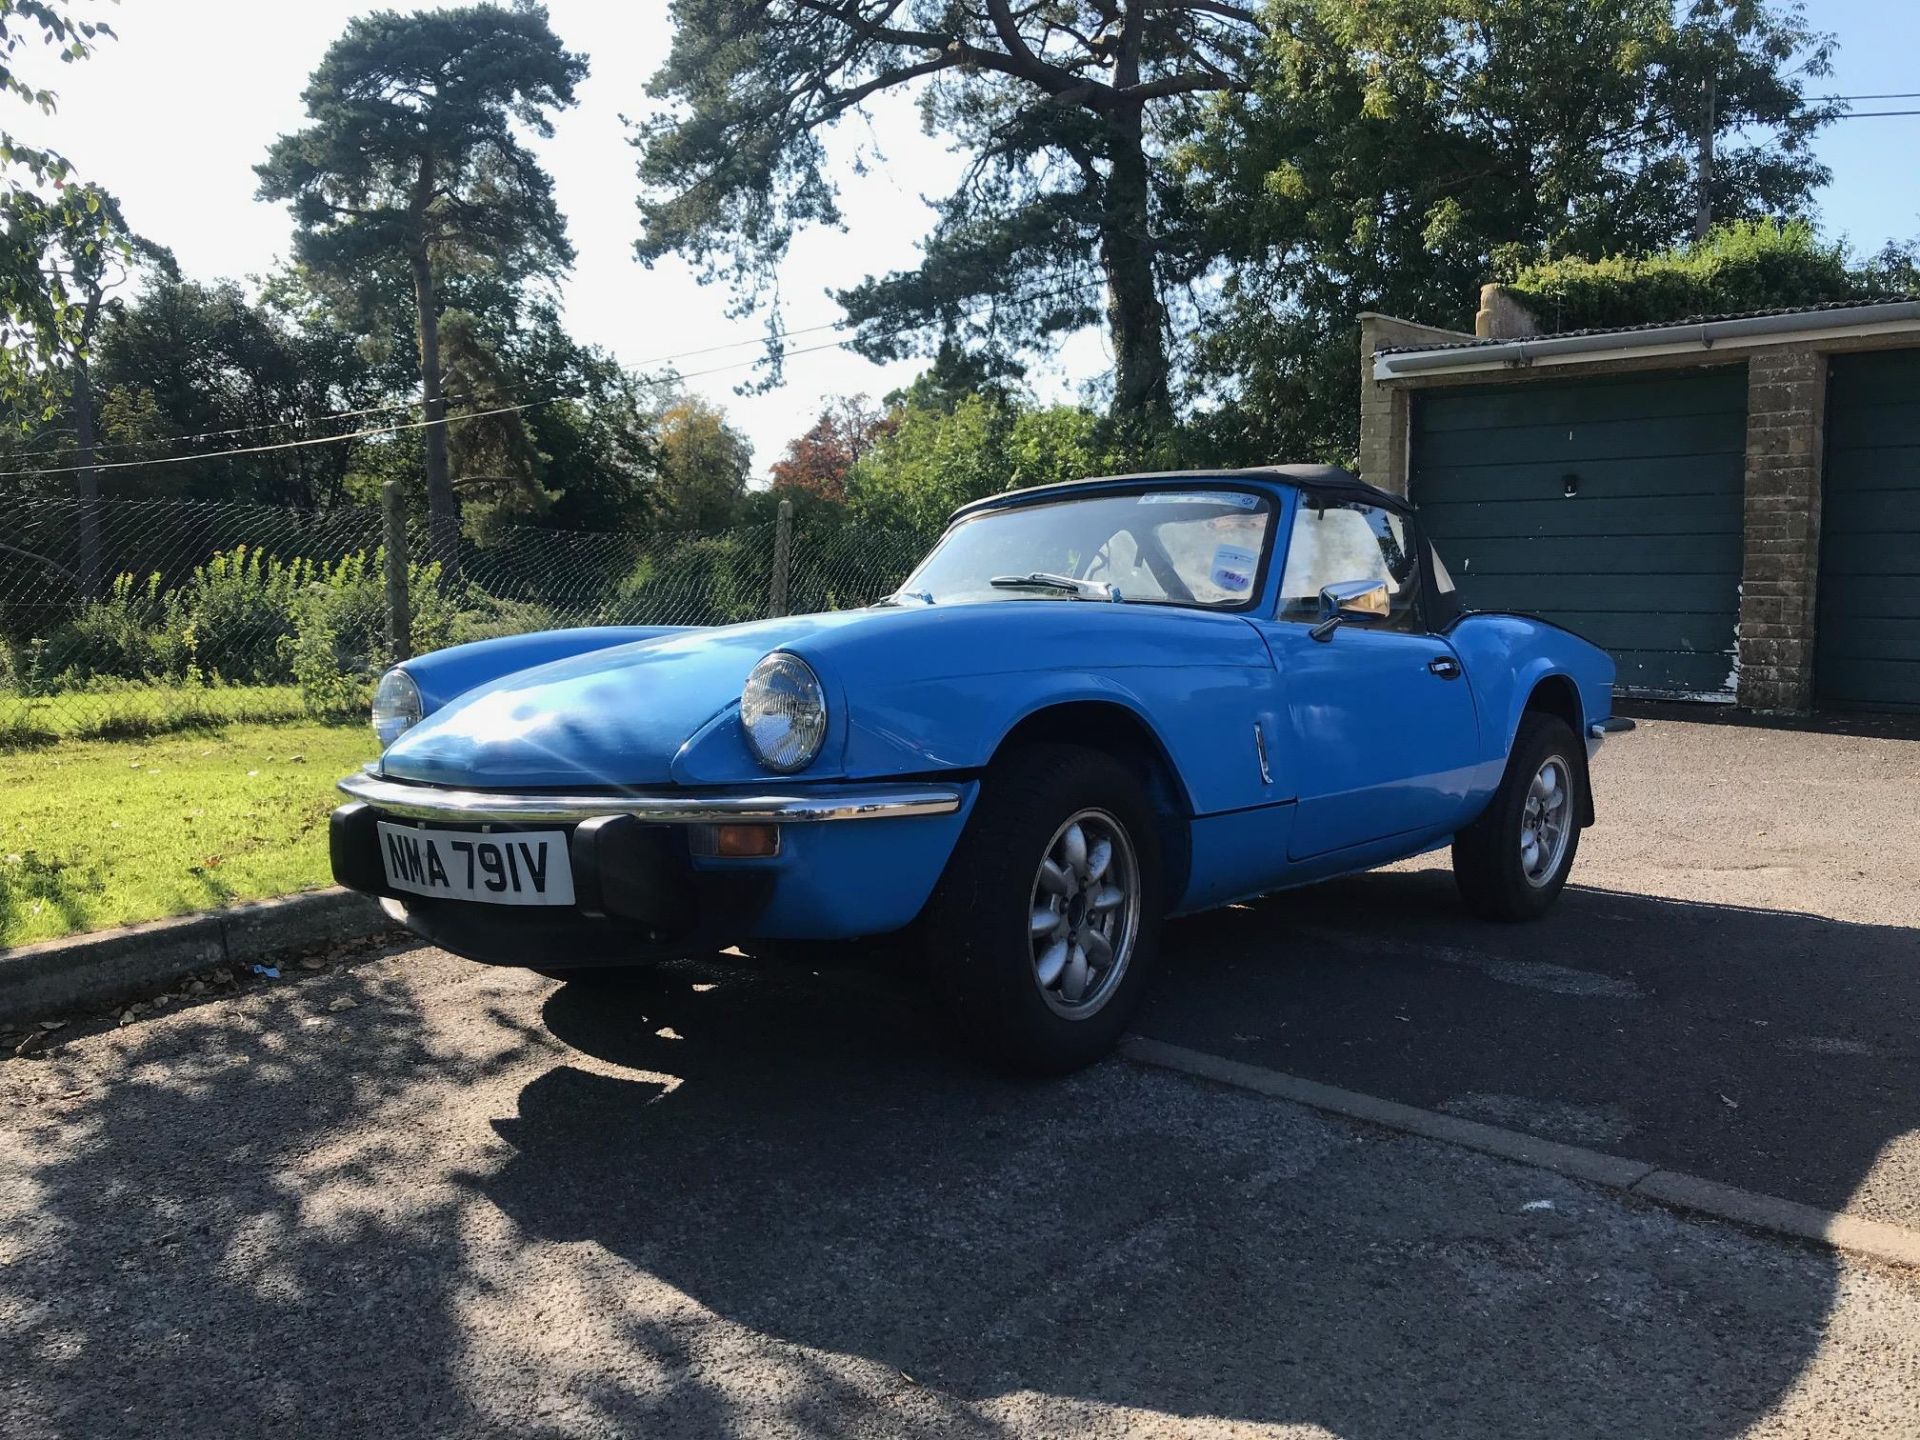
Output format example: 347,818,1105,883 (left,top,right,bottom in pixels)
922,743,1163,1075
1452,712,1584,921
